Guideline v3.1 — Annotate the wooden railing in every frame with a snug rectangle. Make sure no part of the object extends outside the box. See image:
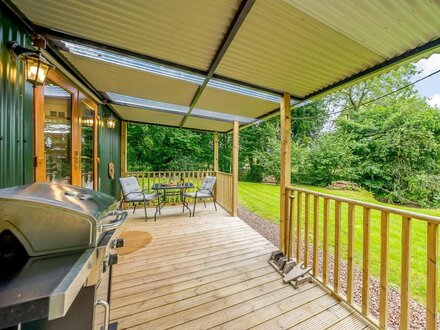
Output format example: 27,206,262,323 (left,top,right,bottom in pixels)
125,171,215,204
124,170,234,213
284,186,439,330
215,171,233,213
